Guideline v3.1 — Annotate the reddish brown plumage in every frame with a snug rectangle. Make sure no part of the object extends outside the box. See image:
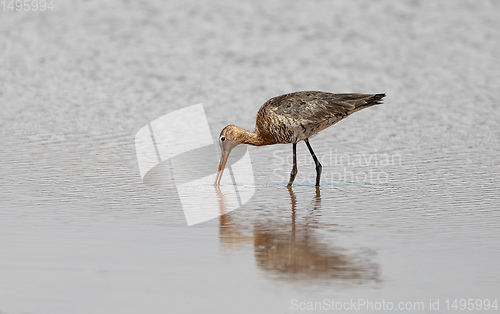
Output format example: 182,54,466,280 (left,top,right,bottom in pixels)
215,91,385,186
